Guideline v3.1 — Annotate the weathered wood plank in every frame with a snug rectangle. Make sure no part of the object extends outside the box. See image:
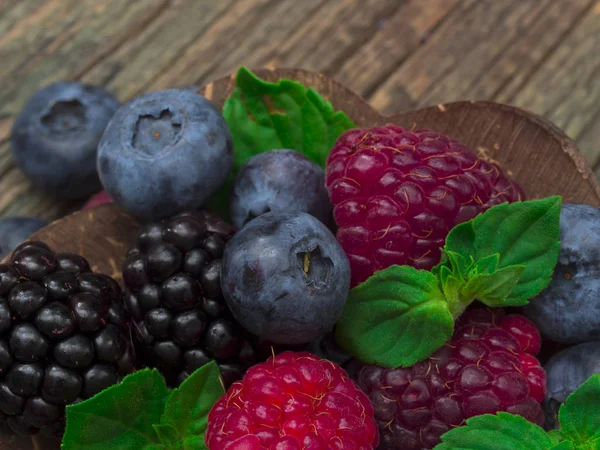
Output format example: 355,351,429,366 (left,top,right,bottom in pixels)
369,0,557,113
334,0,460,100
0,1,45,38
199,0,328,84
81,0,237,99
0,1,169,121
264,0,401,75
496,0,600,167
